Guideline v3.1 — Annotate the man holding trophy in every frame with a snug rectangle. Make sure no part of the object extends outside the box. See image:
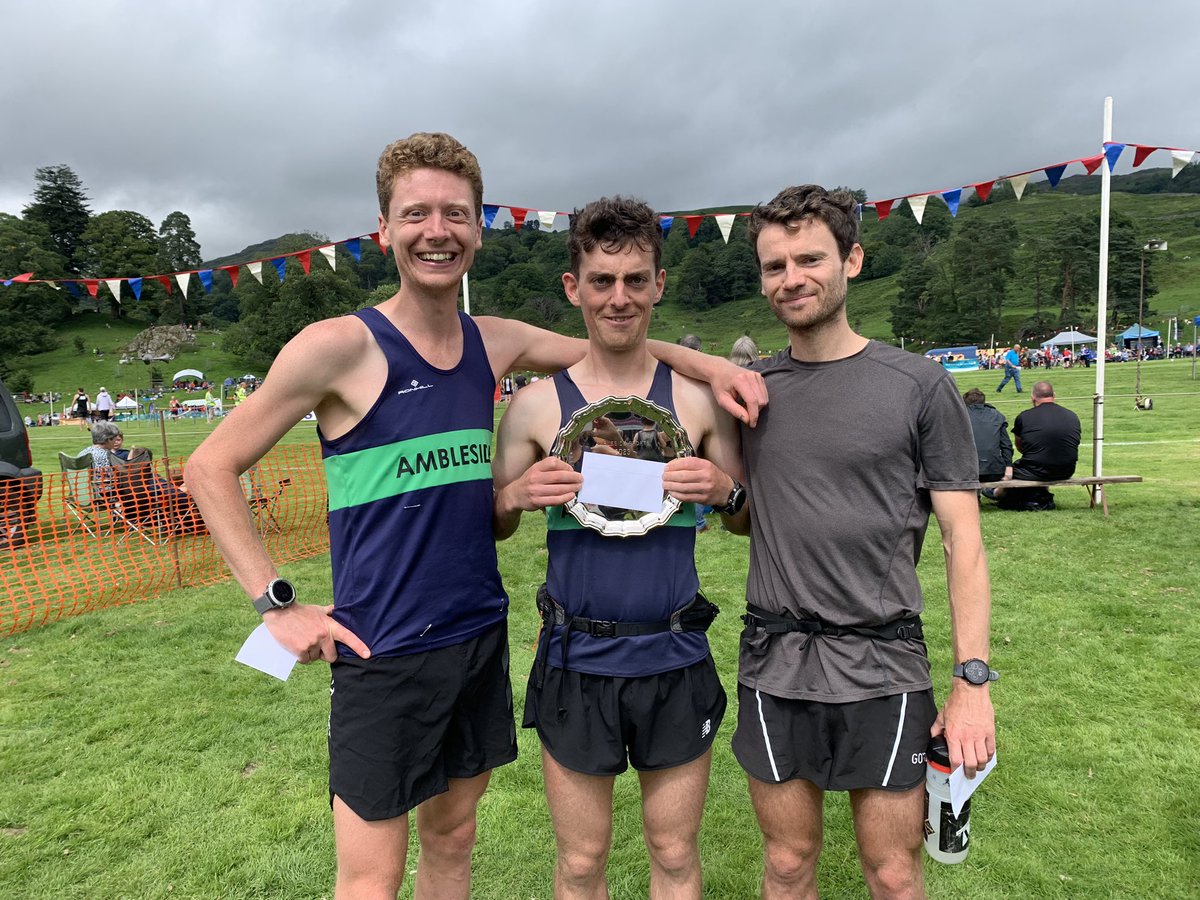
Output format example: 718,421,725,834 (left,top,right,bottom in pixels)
492,196,747,900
